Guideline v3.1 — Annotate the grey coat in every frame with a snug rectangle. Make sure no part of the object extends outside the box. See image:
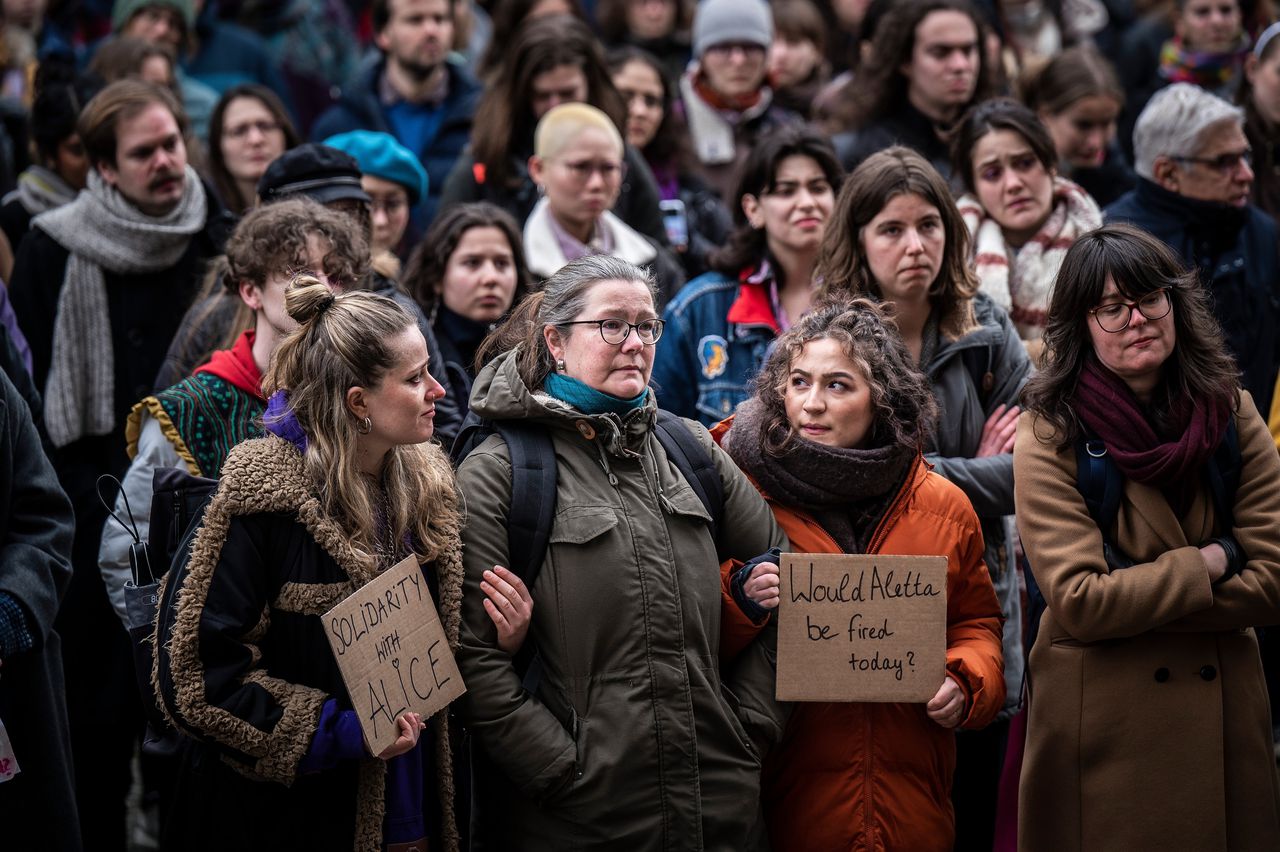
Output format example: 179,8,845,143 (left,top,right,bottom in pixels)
455,350,788,851
923,292,1032,716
